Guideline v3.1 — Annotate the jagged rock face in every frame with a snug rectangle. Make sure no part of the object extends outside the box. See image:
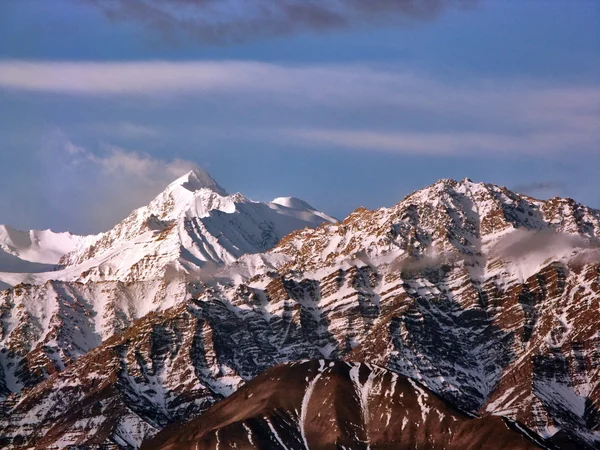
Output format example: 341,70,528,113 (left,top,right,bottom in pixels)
143,360,545,450
0,302,218,449
0,294,334,449
0,278,189,397
0,178,599,449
